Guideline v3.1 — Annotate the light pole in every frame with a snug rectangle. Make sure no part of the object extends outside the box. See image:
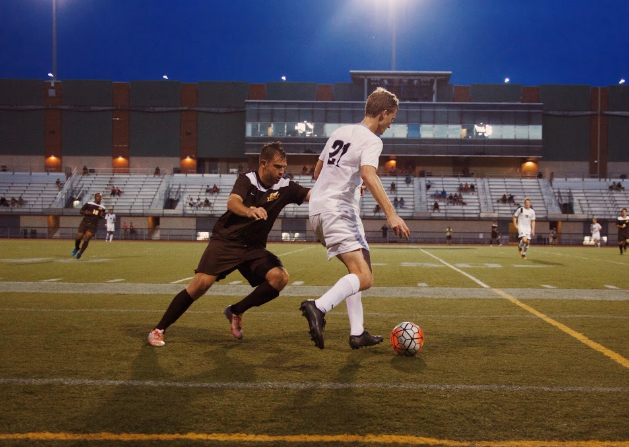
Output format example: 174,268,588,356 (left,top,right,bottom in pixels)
52,0,57,85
